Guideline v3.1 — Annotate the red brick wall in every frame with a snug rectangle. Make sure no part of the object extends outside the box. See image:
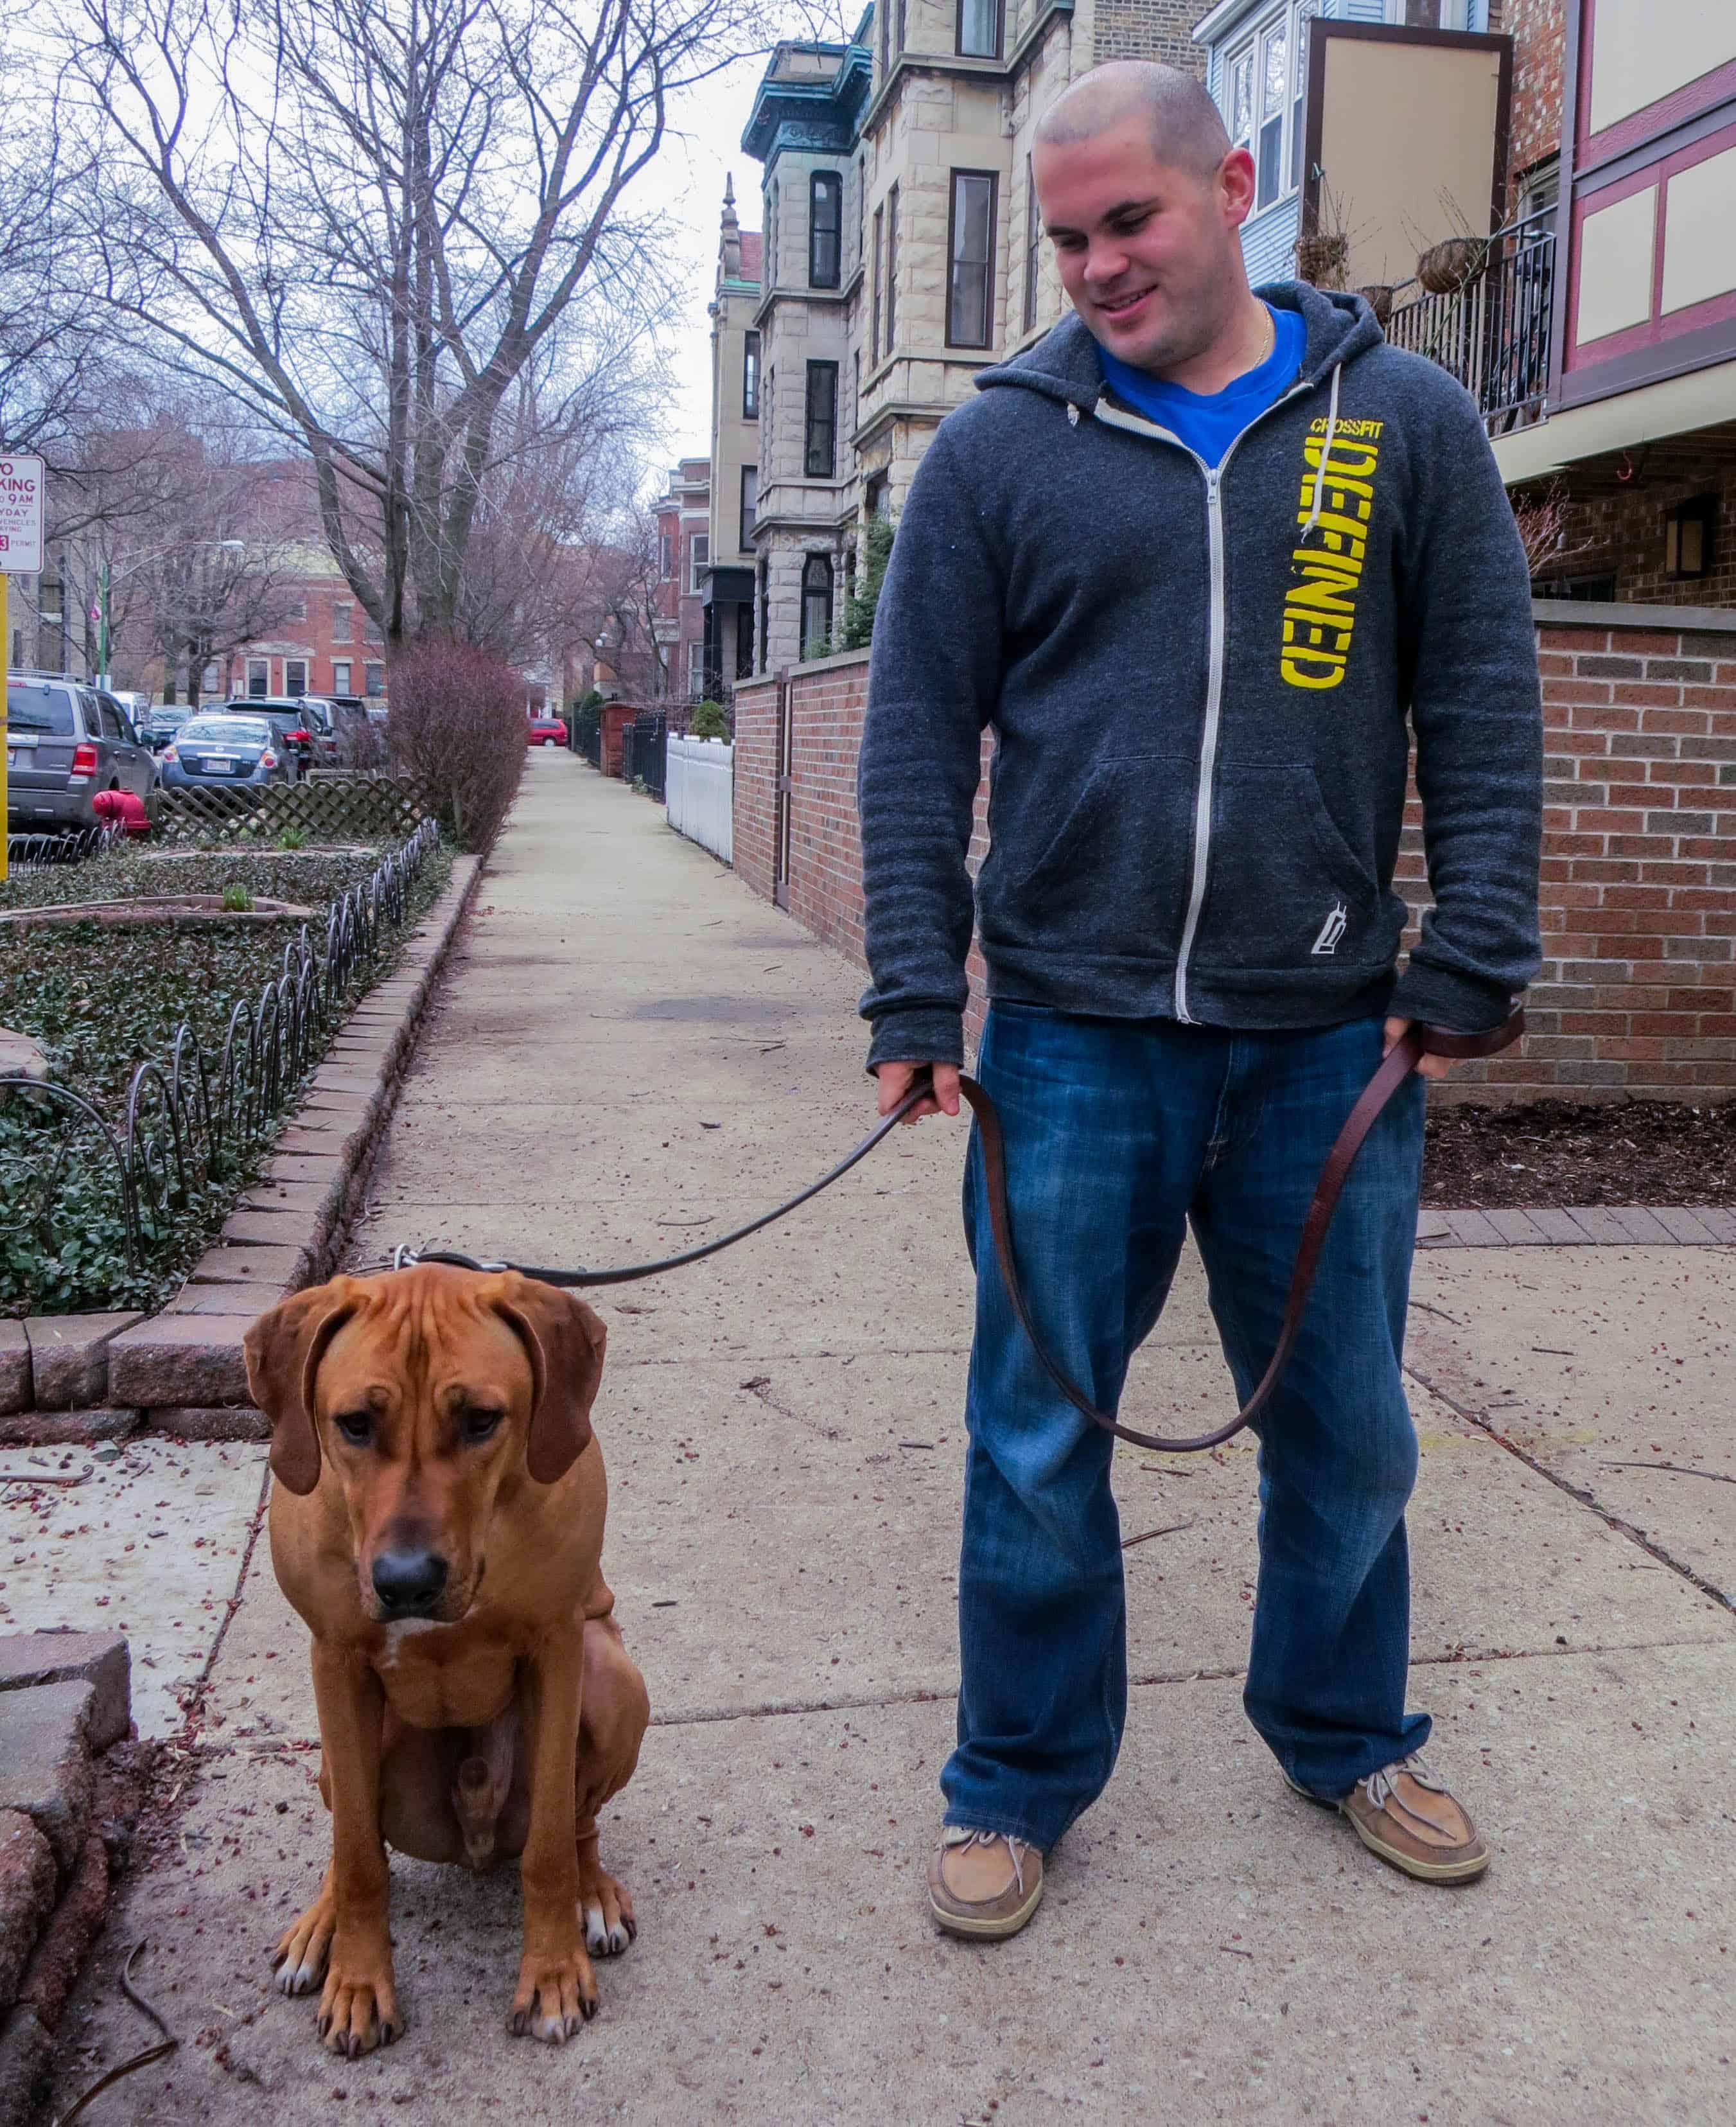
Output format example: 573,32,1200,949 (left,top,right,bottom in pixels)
736,614,1736,1102
731,674,780,903
1504,0,1565,195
